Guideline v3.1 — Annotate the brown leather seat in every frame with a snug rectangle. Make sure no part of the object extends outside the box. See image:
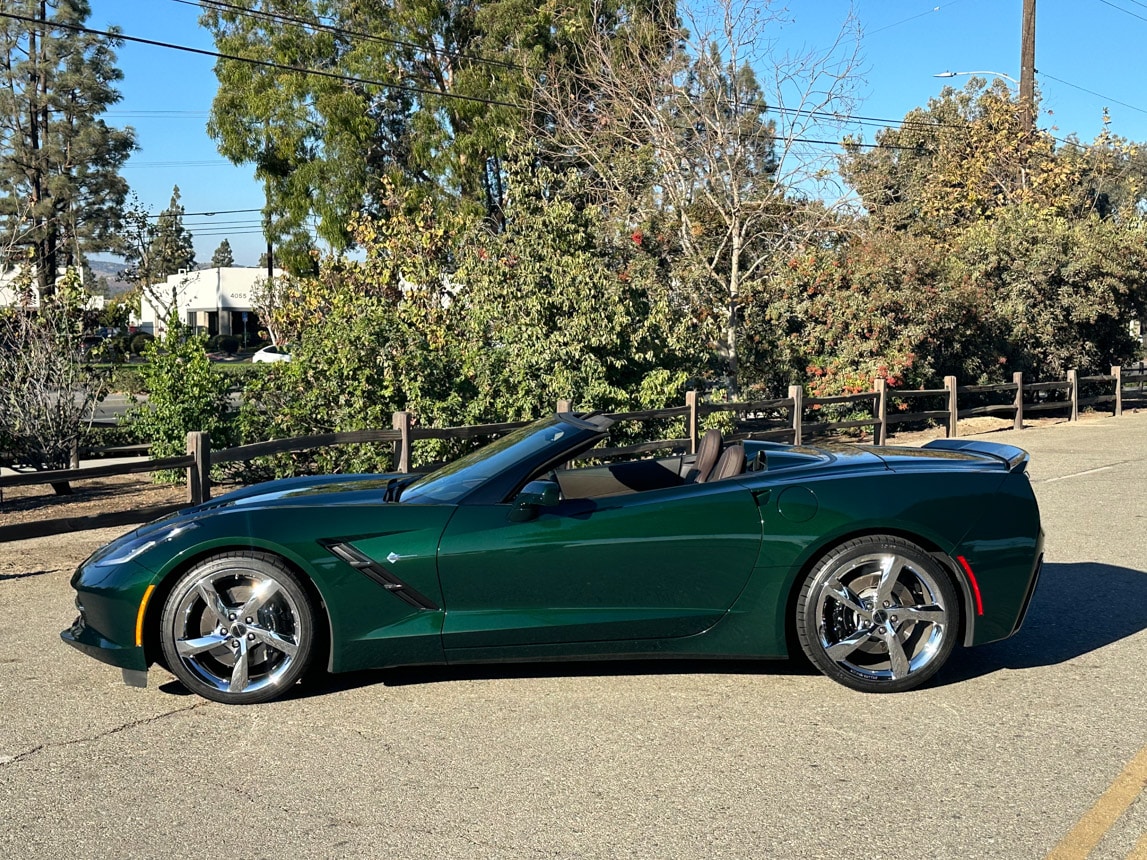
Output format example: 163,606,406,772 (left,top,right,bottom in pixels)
692,429,723,483
707,443,746,482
